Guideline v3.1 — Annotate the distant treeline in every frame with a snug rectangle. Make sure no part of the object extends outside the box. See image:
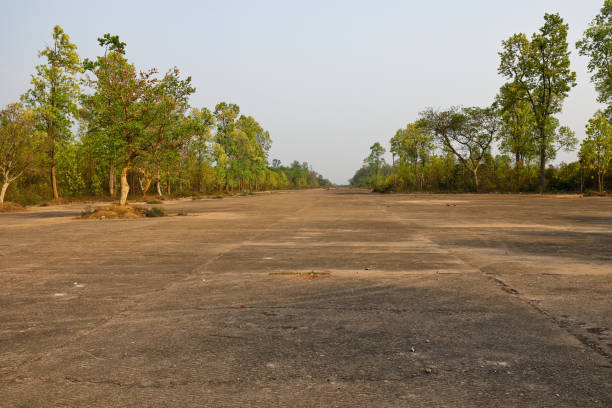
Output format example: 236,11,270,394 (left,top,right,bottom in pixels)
352,4,612,194
0,30,331,205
